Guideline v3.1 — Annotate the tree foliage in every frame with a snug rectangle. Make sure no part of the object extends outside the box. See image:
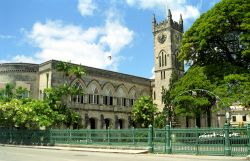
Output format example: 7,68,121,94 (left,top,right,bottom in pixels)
179,0,250,68
0,61,86,129
43,61,86,128
0,99,65,129
171,0,250,125
170,66,216,122
131,96,157,128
